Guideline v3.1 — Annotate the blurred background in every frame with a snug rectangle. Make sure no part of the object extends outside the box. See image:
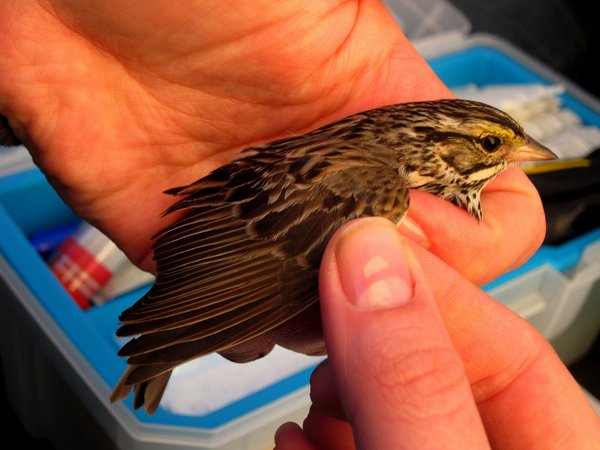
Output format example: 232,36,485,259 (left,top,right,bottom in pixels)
448,0,600,97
